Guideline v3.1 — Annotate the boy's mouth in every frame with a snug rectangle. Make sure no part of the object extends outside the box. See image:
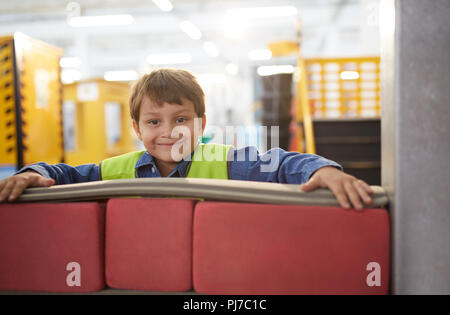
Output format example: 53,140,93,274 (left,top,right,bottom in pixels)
157,139,186,147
